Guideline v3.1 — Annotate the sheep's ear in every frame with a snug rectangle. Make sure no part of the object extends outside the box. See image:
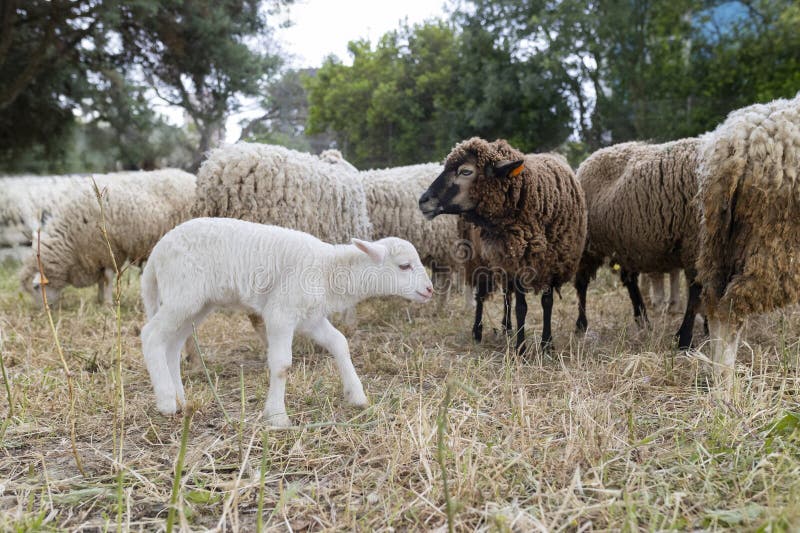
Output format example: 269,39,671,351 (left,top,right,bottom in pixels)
487,159,525,179
352,239,387,264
